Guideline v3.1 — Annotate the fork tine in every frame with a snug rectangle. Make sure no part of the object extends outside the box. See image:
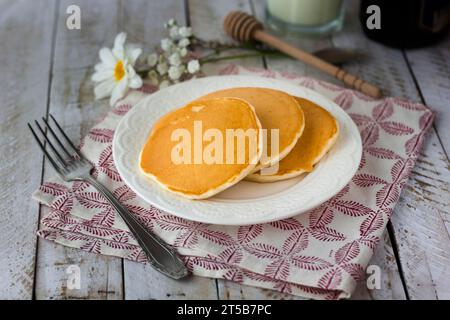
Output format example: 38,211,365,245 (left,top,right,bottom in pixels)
28,123,65,176
41,116,73,158
34,120,66,165
48,114,83,158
